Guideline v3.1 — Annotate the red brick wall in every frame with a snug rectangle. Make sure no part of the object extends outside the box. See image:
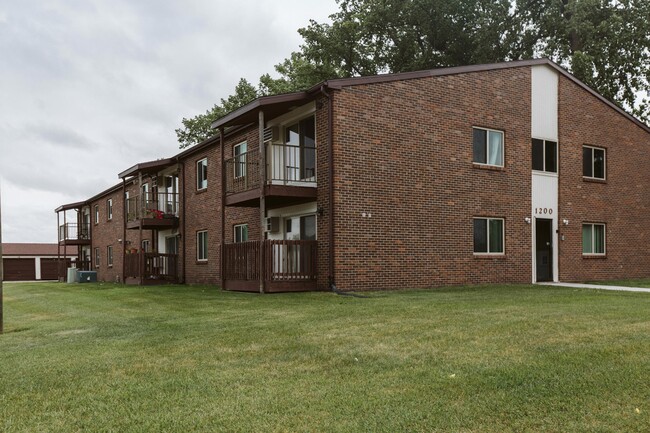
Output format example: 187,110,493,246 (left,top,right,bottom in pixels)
330,68,534,290
558,75,650,281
